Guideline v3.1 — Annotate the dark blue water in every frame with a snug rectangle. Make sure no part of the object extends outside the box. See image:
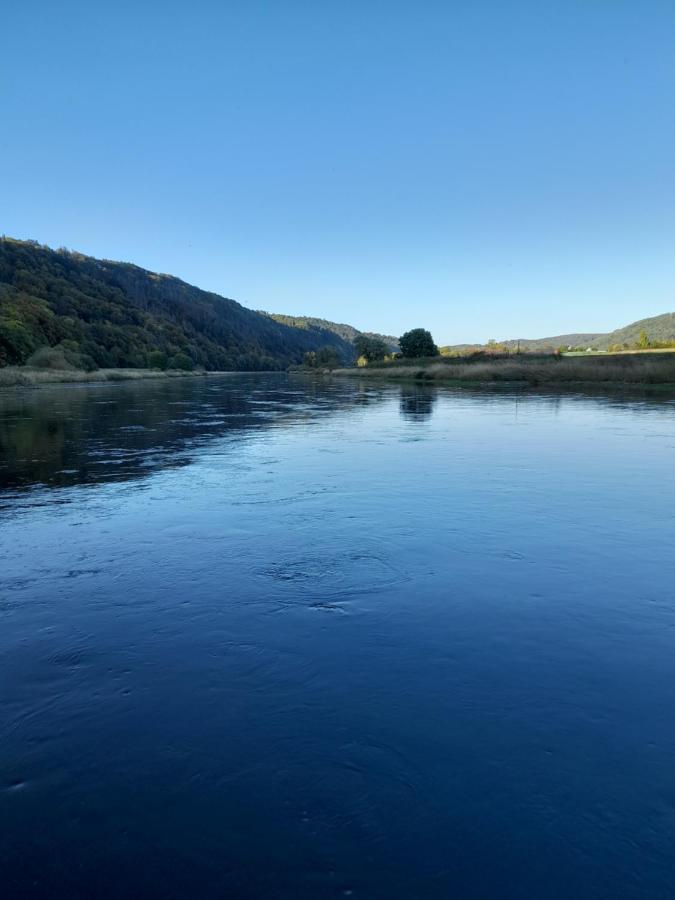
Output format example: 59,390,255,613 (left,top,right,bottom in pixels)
2,374,675,899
